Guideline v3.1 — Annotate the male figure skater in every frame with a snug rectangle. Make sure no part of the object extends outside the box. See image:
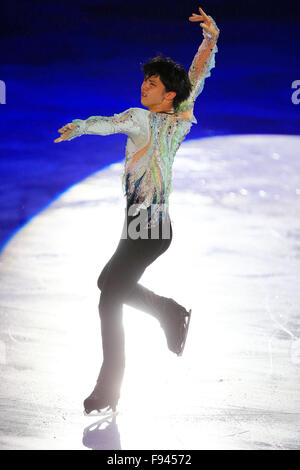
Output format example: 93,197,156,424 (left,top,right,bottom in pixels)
54,7,220,416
